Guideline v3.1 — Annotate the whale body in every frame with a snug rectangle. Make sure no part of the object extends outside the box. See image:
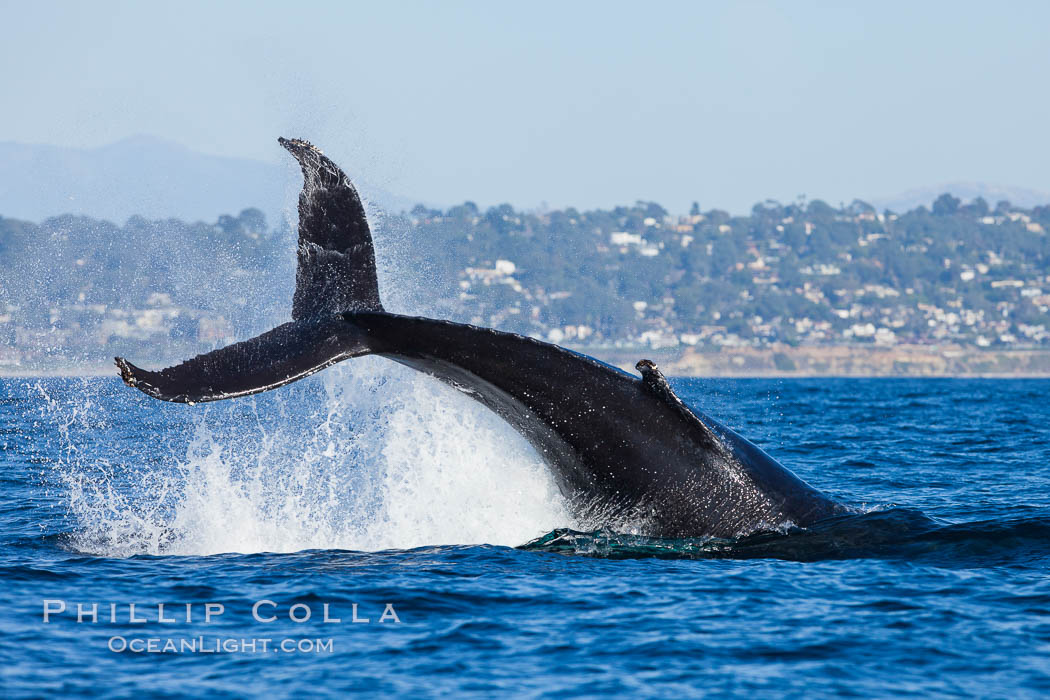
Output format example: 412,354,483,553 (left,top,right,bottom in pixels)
116,138,847,538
